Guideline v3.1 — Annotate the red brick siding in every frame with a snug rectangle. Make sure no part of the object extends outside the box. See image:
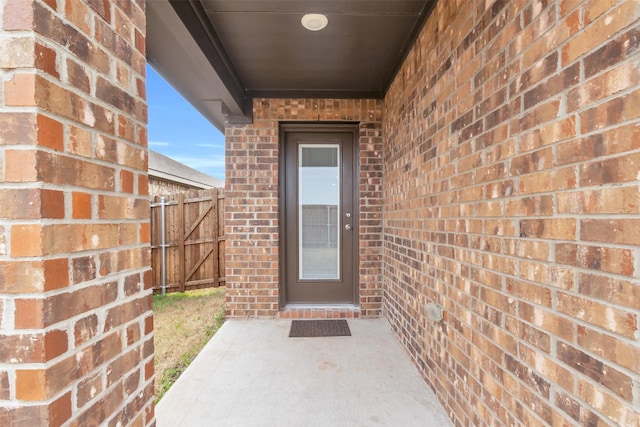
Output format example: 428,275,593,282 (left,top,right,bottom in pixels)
149,177,207,197
0,0,153,425
225,99,383,318
383,0,640,425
